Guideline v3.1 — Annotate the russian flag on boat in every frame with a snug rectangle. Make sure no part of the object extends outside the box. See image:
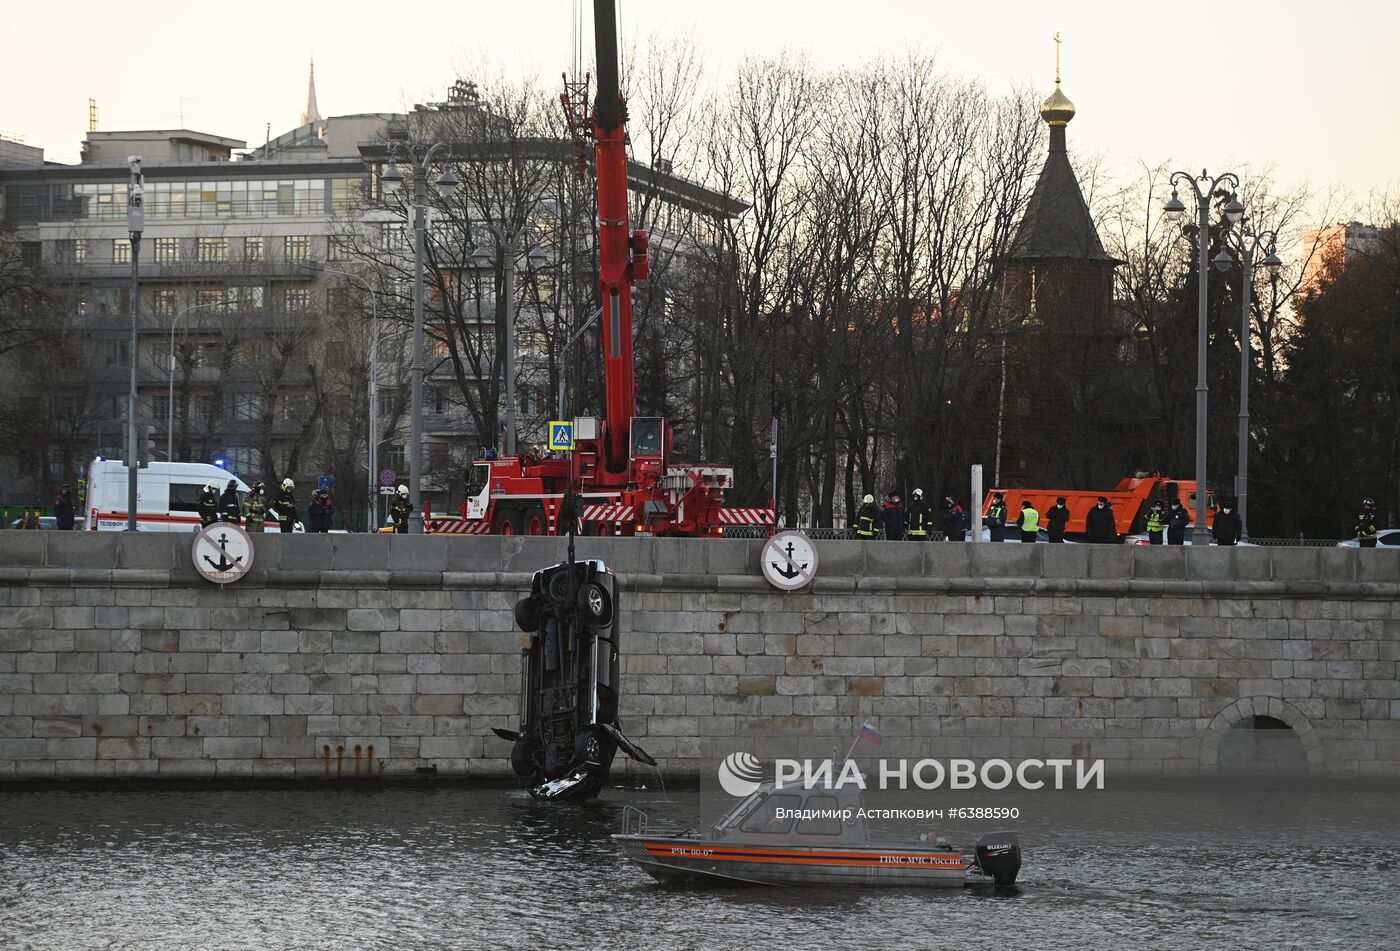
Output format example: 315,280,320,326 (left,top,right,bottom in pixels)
859,721,884,746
